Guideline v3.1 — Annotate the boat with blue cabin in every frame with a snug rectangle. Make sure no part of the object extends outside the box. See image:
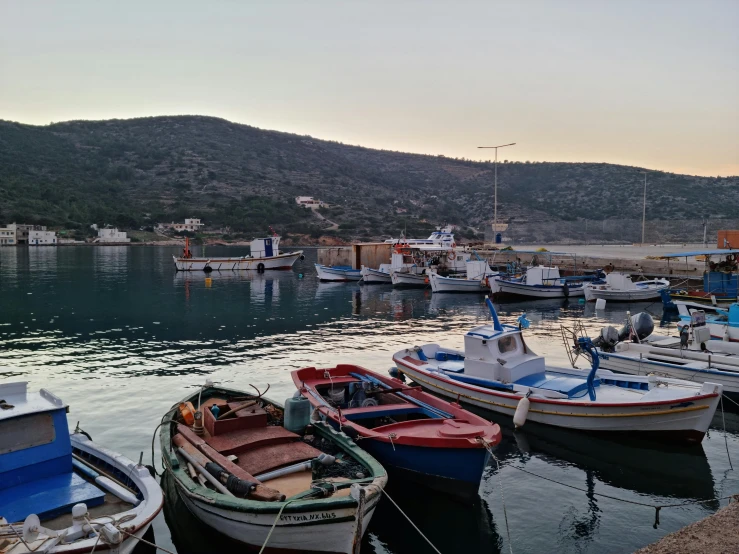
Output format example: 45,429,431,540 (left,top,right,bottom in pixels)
292,364,502,500
174,236,304,272
673,300,739,343
392,300,722,443
0,382,163,554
